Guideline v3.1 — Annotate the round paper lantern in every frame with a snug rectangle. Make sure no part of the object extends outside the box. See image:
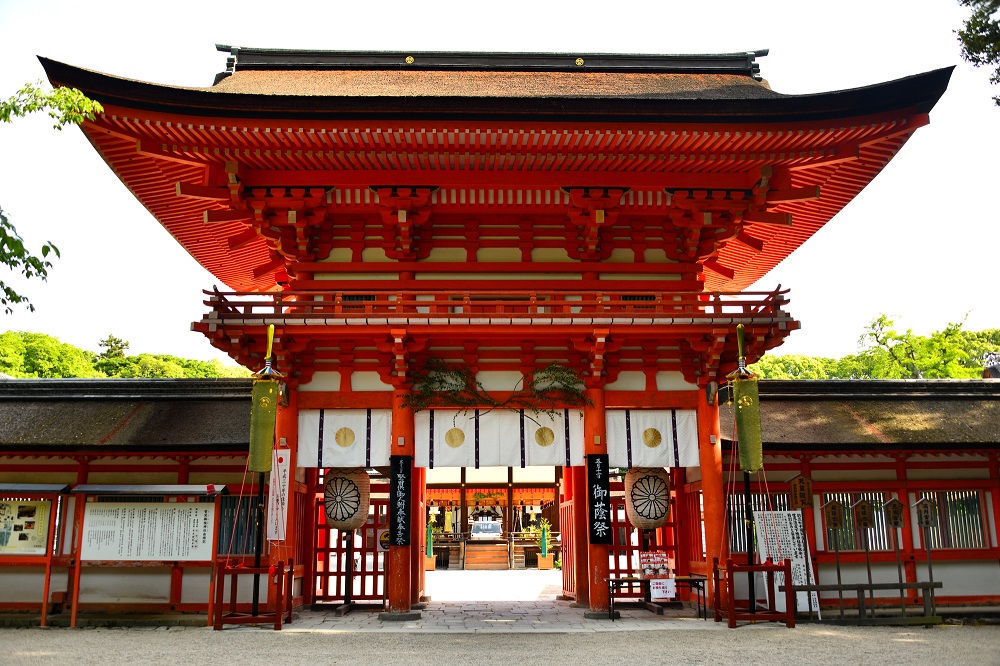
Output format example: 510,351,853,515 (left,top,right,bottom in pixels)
624,467,671,529
324,467,370,530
